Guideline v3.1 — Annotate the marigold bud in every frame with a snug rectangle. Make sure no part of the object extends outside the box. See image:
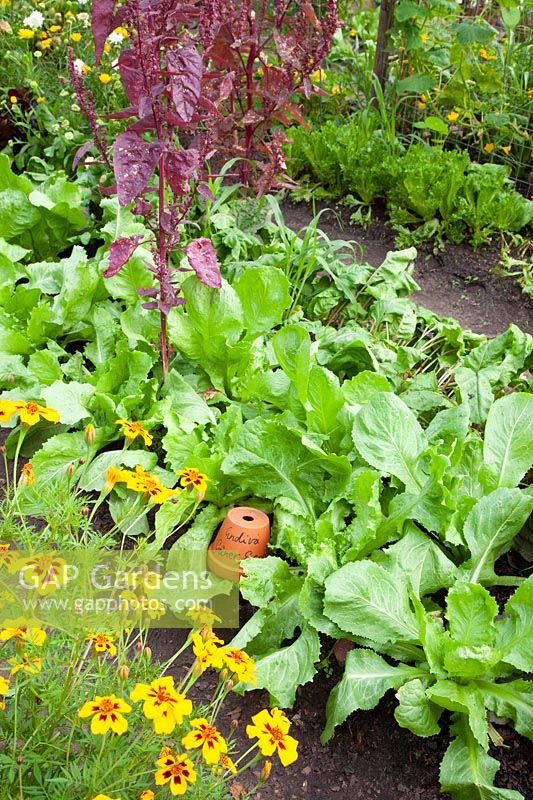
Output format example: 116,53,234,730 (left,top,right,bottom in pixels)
0,446,6,455
78,457,86,465
220,668,229,681
230,718,239,730
143,646,152,661
84,422,96,445
260,760,272,782
81,506,90,518
134,641,143,652
6,374,14,383
118,664,130,680
16,755,23,765
199,625,212,642
224,679,234,691
66,463,75,478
